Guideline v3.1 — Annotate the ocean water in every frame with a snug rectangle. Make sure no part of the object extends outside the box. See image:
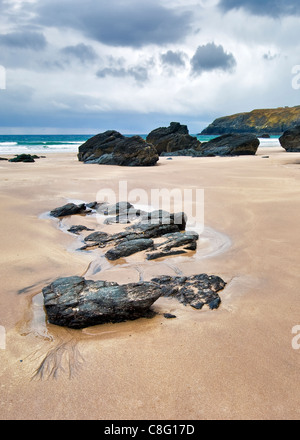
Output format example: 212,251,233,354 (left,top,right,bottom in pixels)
0,134,90,155
0,134,280,156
